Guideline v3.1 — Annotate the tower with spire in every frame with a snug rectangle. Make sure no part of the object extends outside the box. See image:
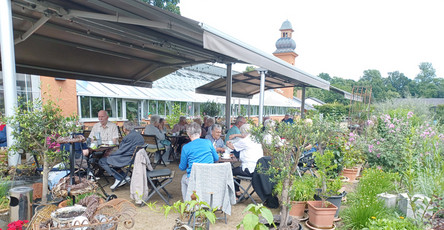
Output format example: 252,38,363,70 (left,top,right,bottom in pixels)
273,20,298,98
